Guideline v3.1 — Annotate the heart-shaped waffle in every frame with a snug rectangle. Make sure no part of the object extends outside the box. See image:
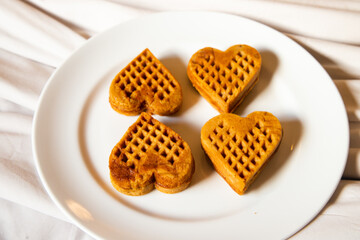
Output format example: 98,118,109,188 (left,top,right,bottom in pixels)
109,112,195,196
201,112,282,195
109,48,182,116
187,45,261,113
